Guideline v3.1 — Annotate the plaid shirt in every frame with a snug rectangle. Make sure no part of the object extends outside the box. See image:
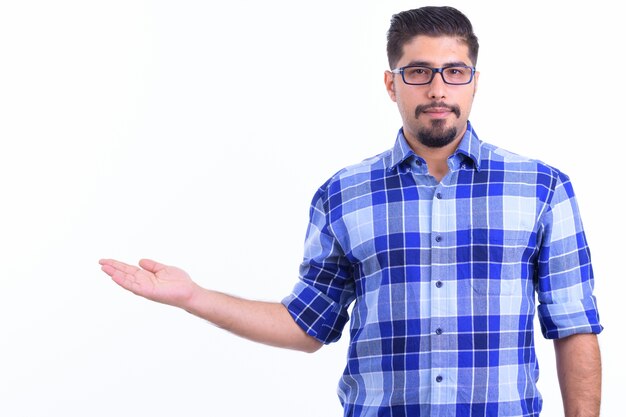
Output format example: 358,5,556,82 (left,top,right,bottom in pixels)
282,122,602,417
